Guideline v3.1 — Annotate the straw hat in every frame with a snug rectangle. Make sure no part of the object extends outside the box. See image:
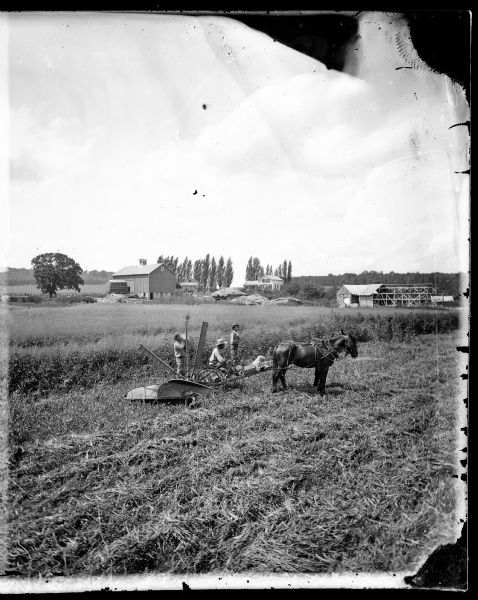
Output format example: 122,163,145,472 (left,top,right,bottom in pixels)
216,338,227,346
